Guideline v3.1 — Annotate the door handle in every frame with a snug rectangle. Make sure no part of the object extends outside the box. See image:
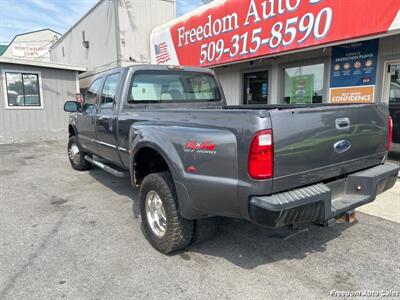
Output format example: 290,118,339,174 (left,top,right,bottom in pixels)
335,117,350,130
95,115,113,131
108,118,113,132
